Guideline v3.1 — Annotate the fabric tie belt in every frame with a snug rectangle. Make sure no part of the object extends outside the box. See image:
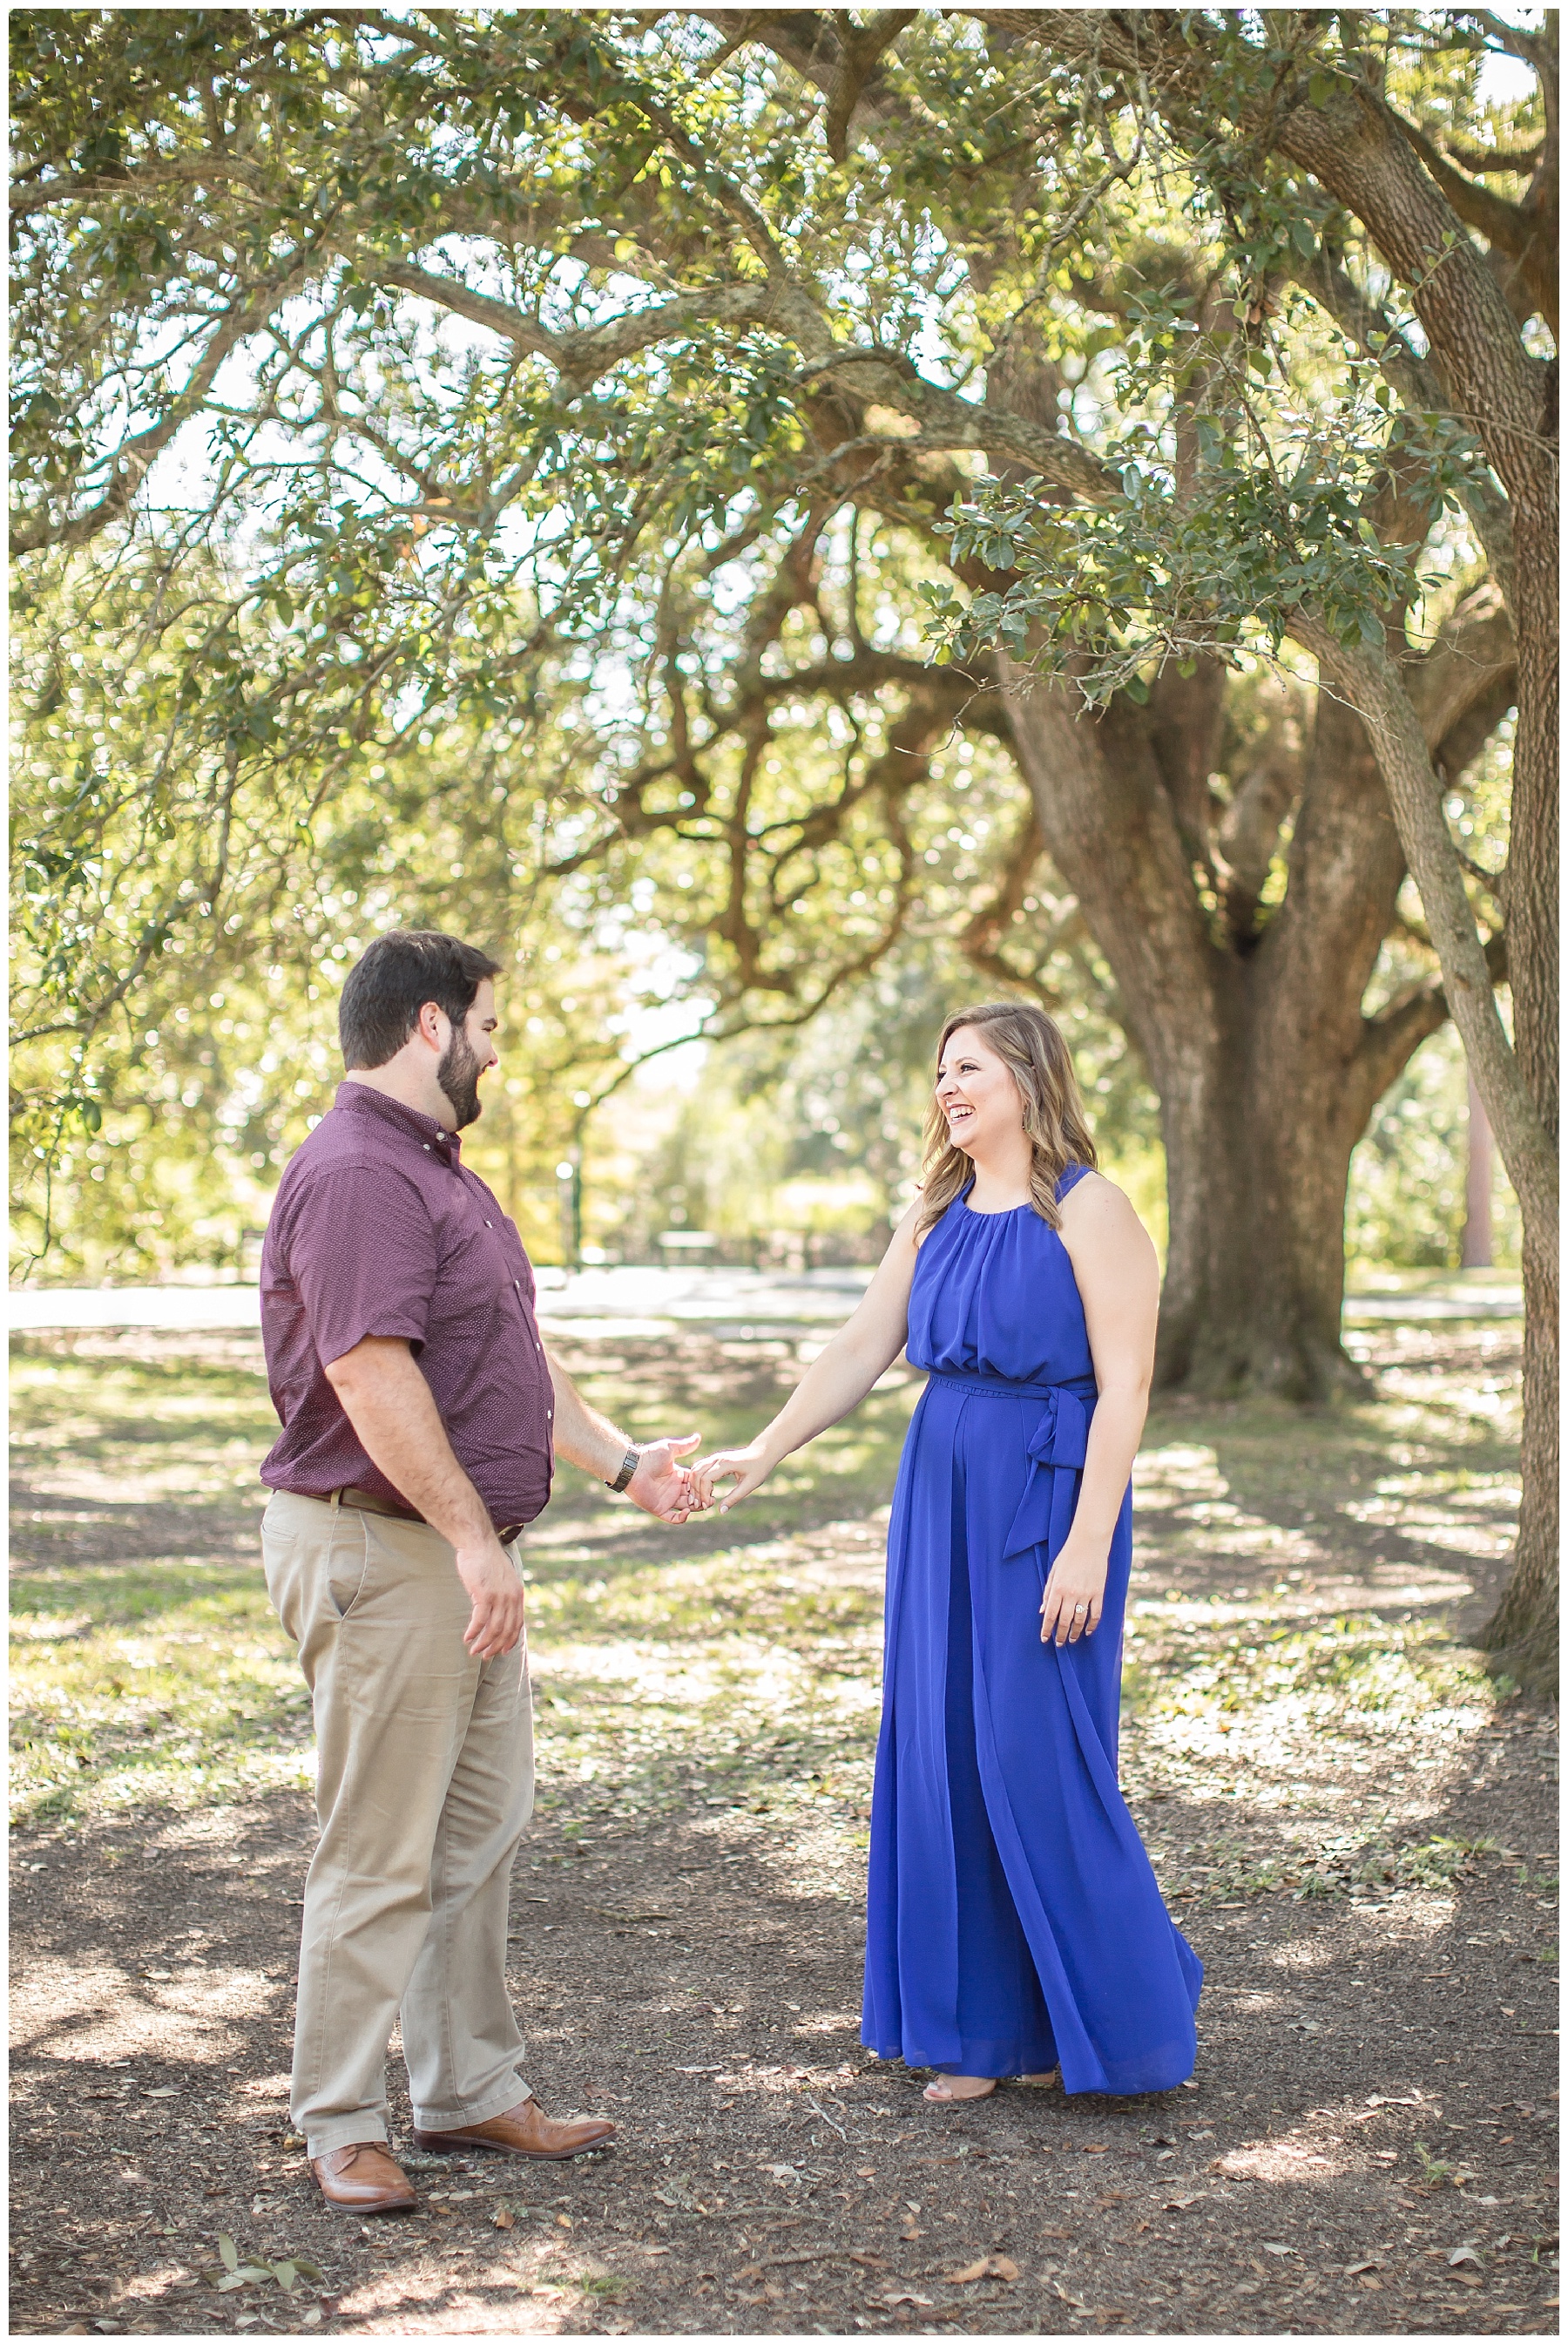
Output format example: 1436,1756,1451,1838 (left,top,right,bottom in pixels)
924,1367,1098,1564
